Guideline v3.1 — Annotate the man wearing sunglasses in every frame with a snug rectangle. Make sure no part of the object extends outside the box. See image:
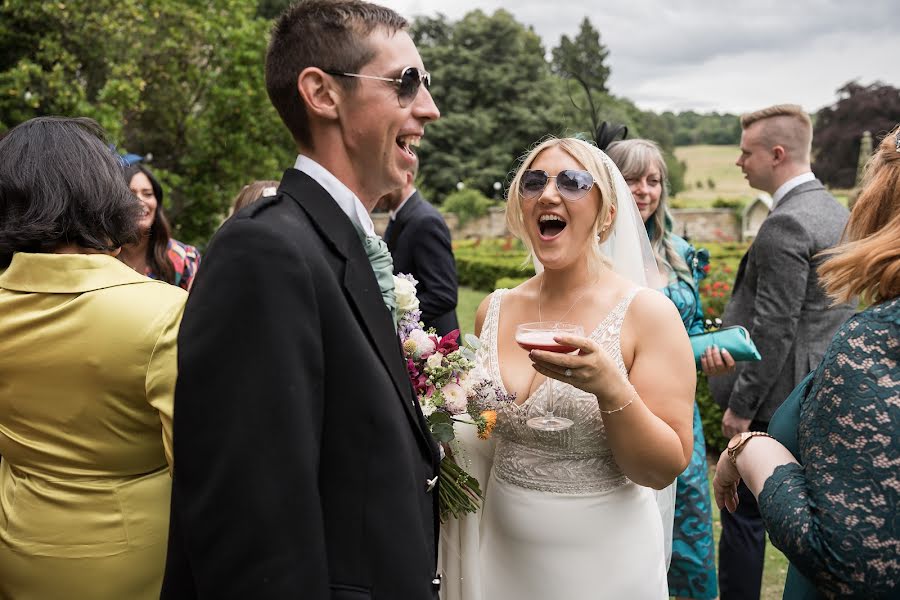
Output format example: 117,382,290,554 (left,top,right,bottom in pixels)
162,1,442,599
